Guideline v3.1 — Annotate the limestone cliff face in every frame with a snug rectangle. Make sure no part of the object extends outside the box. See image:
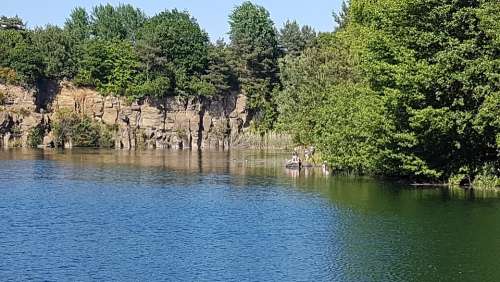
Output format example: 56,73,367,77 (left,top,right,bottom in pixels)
0,84,42,147
0,81,251,149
